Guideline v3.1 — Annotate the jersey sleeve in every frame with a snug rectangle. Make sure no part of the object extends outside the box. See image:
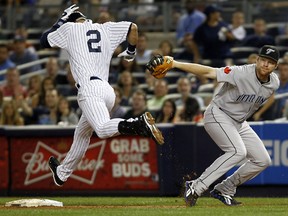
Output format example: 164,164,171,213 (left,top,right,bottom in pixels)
47,23,73,49
216,66,238,86
104,21,132,51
